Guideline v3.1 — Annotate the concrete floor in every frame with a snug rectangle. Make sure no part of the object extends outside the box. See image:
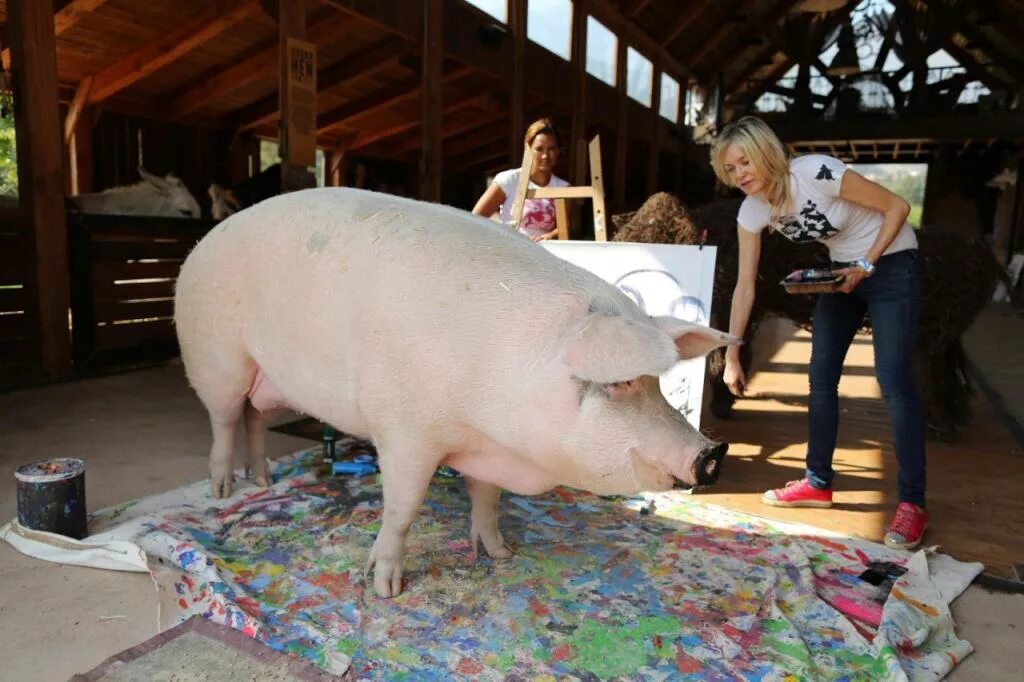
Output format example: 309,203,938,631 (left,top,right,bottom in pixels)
1,361,1022,680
